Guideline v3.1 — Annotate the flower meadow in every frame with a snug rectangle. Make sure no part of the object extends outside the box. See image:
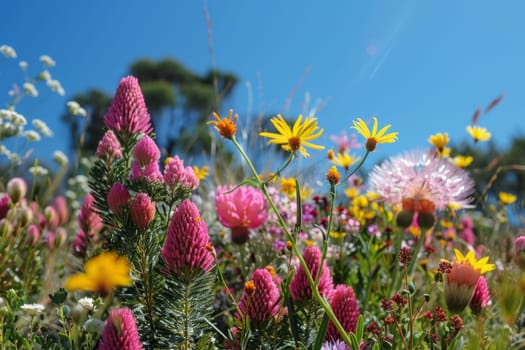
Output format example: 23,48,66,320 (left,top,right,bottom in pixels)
1,46,525,350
